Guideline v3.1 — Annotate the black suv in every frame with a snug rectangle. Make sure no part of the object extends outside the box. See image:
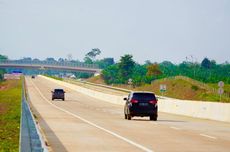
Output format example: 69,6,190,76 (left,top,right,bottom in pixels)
52,89,65,101
124,92,158,121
